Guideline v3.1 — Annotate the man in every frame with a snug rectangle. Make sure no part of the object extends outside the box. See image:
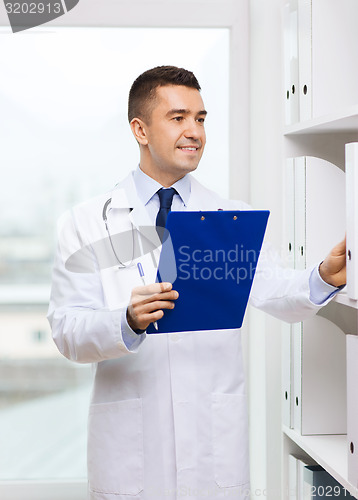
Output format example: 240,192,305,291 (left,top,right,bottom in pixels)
48,66,346,500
